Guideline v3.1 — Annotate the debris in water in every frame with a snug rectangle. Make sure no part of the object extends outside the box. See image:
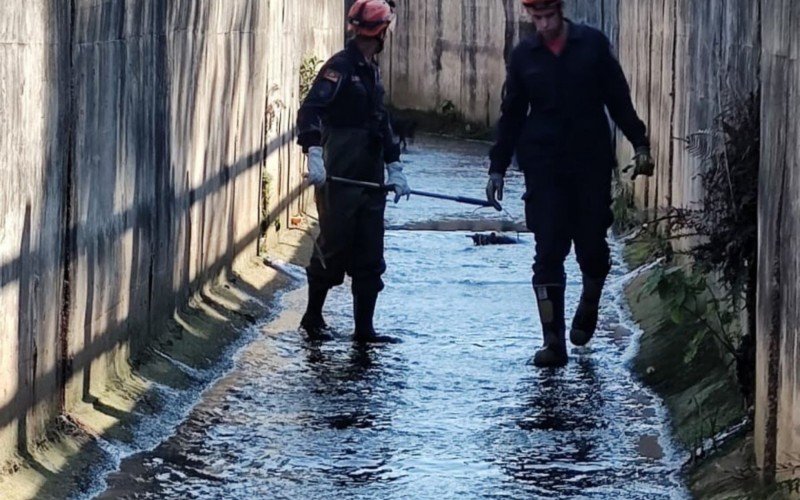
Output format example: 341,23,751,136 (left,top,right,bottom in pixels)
467,232,518,246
